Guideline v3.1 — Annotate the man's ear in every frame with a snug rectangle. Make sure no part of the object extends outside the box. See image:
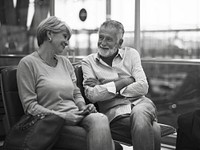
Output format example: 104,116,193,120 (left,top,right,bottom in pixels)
119,39,123,46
